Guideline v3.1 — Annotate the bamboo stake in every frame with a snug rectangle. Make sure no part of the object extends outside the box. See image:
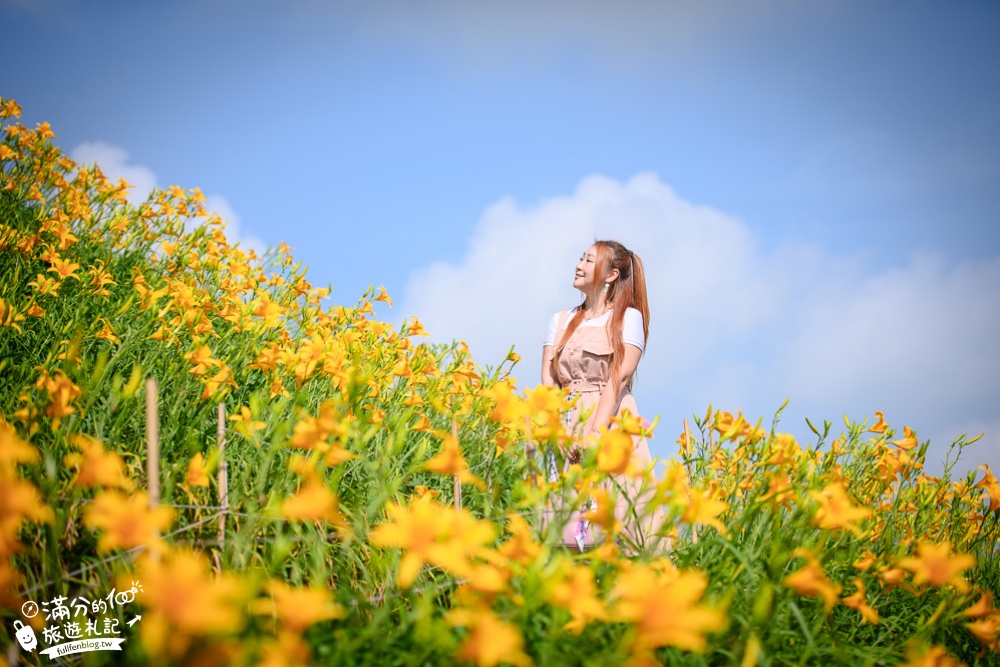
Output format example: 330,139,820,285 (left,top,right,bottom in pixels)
145,378,161,561
145,378,160,507
217,403,228,554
